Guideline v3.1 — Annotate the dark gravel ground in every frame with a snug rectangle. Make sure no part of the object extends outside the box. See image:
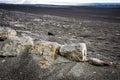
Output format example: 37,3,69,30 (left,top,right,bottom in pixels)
0,8,120,80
